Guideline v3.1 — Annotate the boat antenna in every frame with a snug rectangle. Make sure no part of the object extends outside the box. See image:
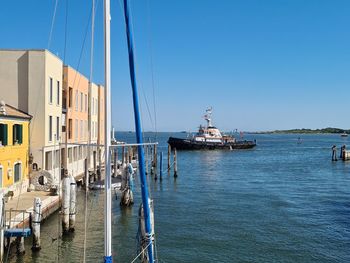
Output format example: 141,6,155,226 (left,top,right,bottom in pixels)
103,0,112,261
123,0,155,262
